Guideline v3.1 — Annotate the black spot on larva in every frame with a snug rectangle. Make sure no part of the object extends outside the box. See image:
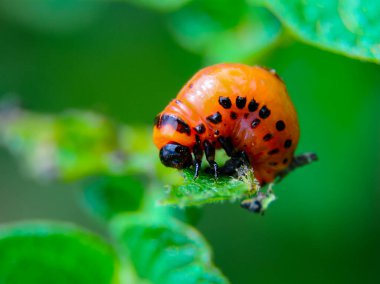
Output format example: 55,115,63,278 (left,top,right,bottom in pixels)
276,120,286,131
236,96,247,109
154,115,160,126
284,139,292,148
158,114,191,135
268,148,280,155
189,84,193,89
244,113,249,119
248,98,259,112
259,106,271,119
283,158,289,164
175,99,182,105
263,133,273,141
214,130,220,136
207,112,222,124
218,96,232,109
230,112,238,120
251,118,261,129
193,123,206,134
269,161,278,166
